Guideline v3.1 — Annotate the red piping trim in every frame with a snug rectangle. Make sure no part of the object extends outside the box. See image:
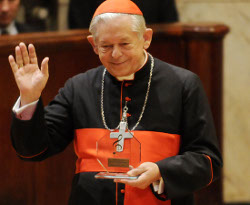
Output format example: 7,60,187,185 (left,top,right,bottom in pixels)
120,81,124,120
204,154,213,186
17,147,48,159
116,182,118,205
